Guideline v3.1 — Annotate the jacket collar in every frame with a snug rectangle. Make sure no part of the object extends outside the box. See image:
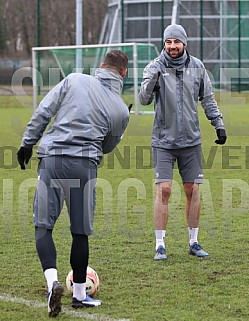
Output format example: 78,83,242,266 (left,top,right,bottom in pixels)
95,68,123,95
